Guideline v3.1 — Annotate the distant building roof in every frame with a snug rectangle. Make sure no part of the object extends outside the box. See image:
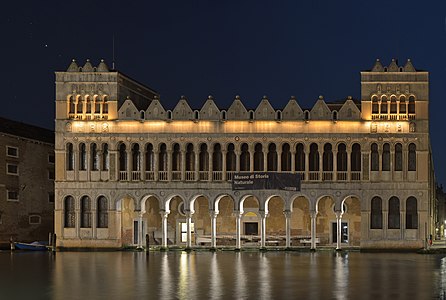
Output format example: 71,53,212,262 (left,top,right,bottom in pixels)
0,117,54,144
